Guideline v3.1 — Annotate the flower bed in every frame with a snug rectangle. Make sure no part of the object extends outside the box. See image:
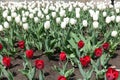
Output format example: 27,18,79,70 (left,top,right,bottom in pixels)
0,1,120,80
